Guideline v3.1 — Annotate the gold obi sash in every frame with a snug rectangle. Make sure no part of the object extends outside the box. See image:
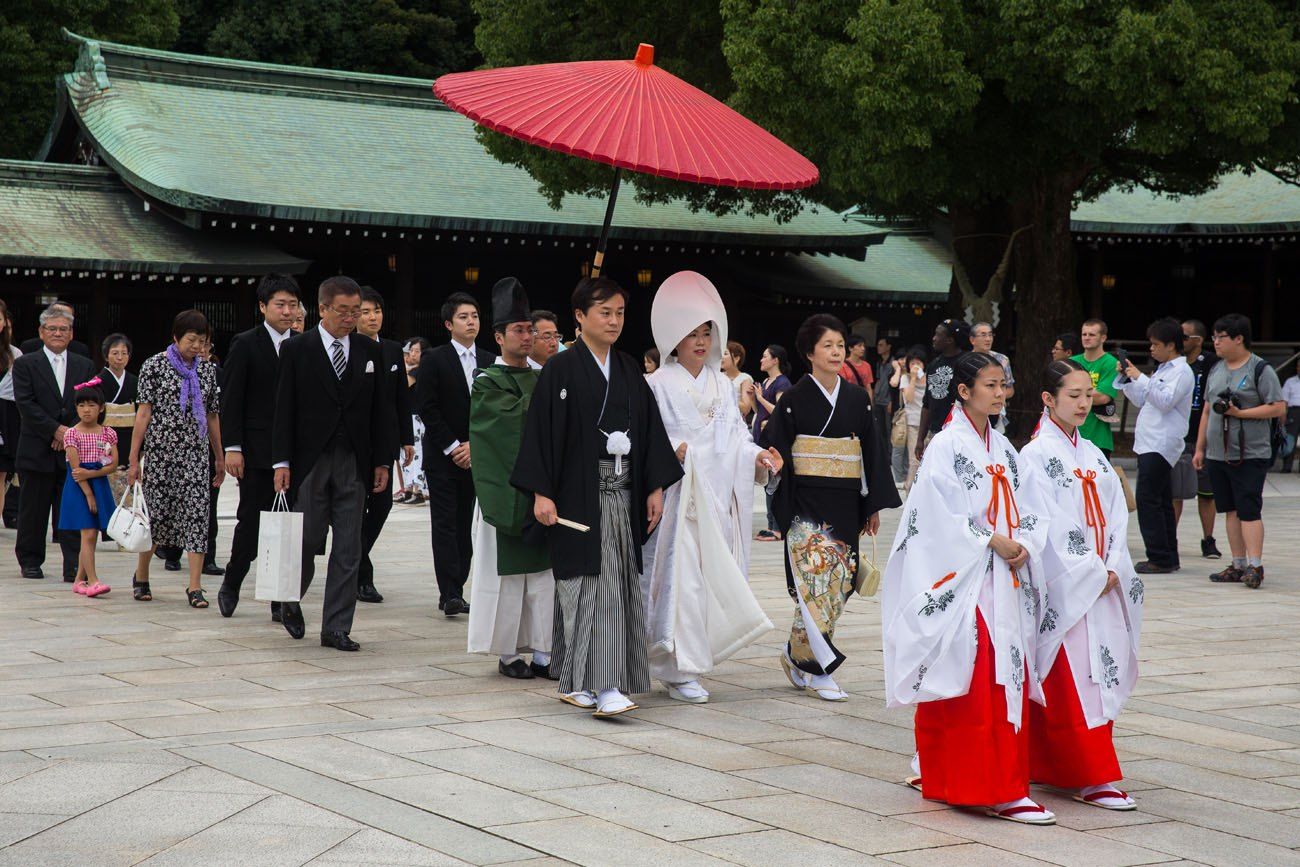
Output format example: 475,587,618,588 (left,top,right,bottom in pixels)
792,434,862,480
104,402,137,428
